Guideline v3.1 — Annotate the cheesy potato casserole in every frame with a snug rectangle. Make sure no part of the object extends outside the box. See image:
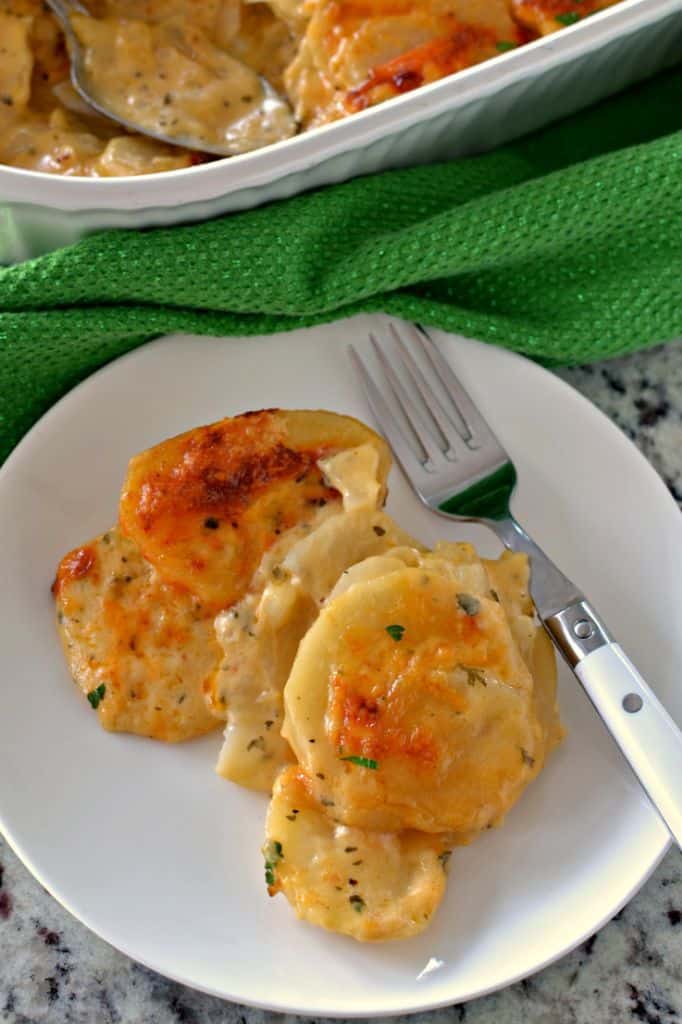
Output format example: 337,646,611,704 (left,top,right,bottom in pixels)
1,0,621,176
53,407,562,941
